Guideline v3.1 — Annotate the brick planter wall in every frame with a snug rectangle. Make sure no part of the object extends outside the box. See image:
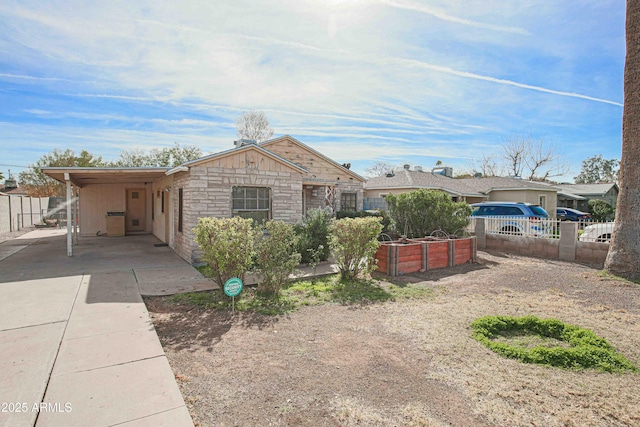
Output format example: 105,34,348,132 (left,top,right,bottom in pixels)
375,236,477,277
